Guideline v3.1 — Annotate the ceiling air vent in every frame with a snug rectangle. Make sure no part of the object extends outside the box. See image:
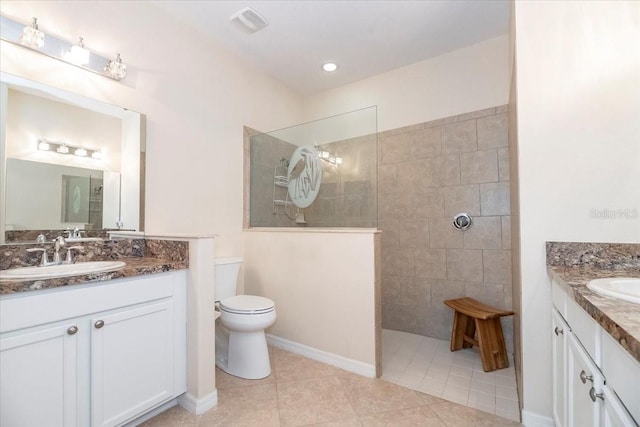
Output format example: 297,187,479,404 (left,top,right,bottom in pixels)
229,7,269,34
